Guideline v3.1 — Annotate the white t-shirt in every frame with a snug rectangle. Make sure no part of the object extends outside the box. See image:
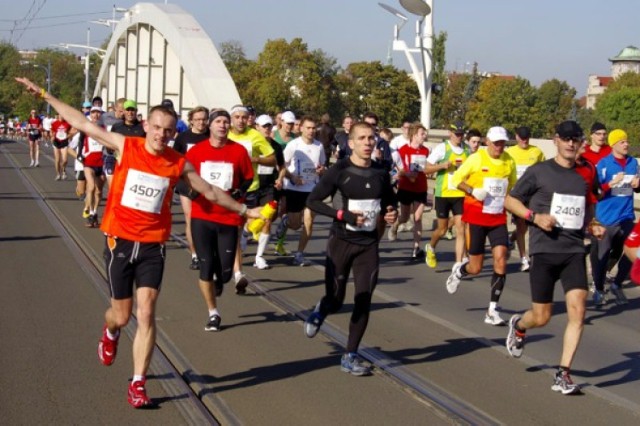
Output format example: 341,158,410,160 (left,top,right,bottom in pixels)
283,137,326,192
426,141,465,165
43,117,53,131
68,133,84,172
